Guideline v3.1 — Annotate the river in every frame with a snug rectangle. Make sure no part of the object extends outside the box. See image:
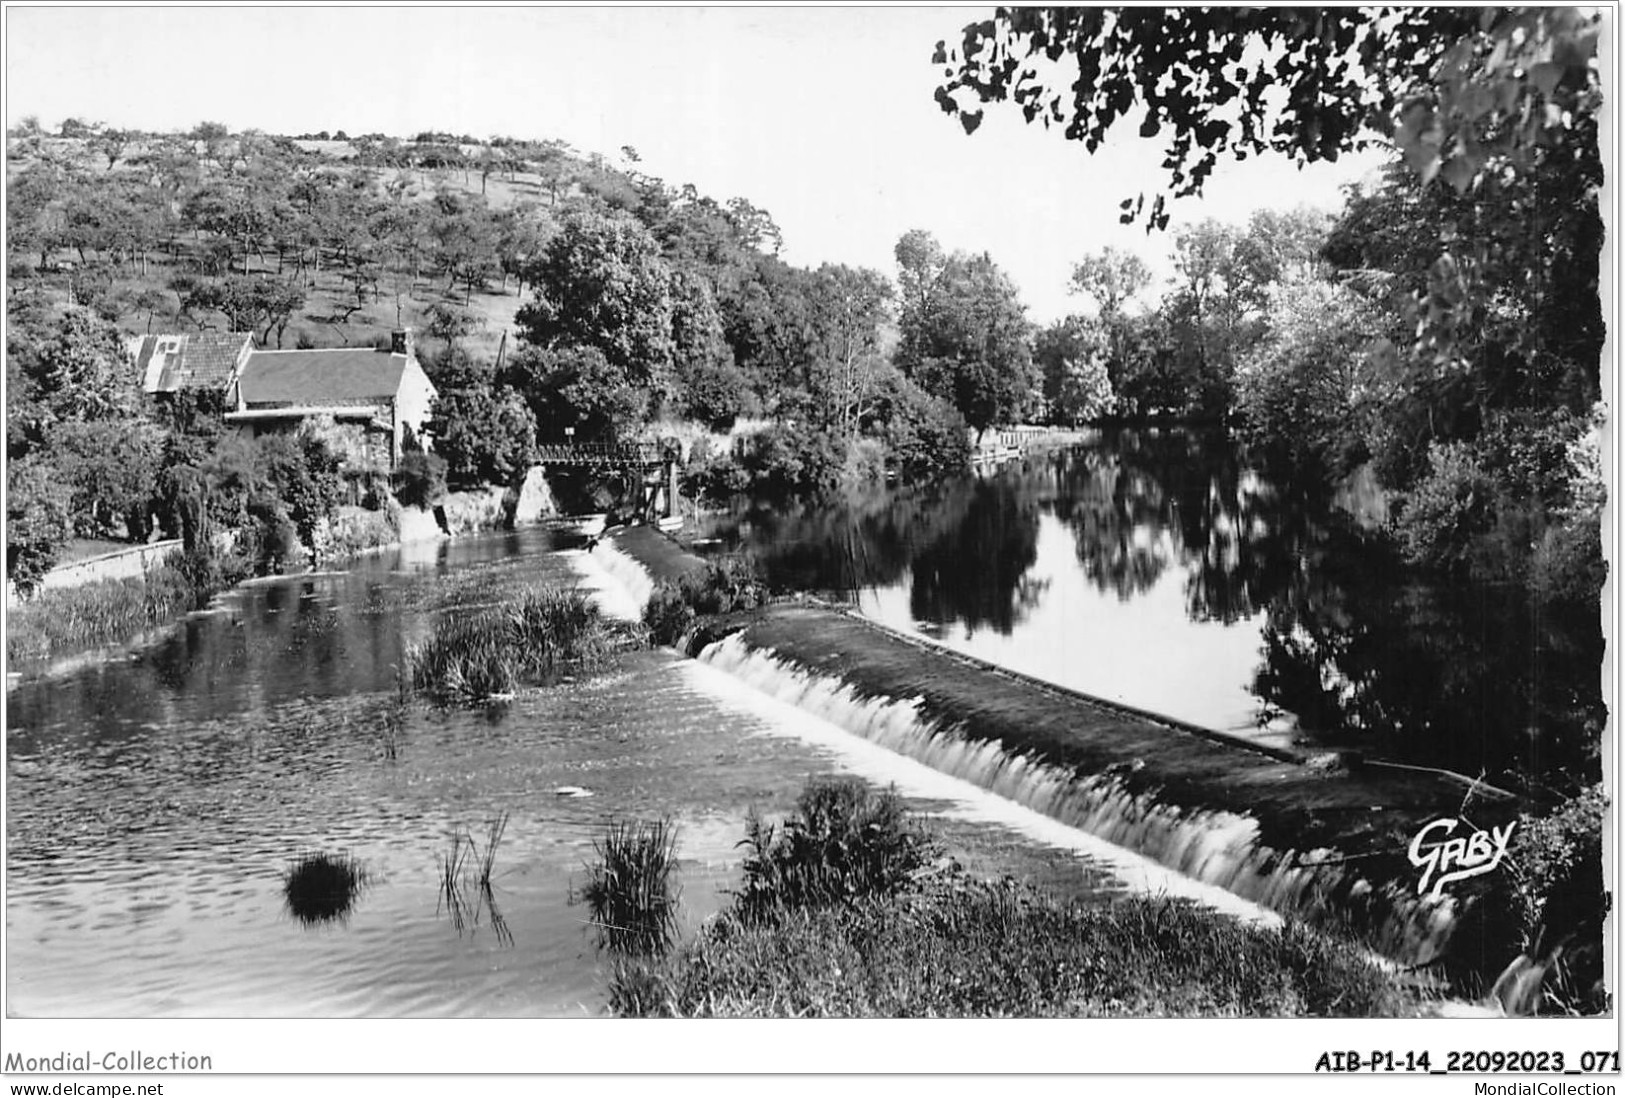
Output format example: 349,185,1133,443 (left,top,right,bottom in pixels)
6,428,1601,1015
6,522,1260,1017
697,428,1604,787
